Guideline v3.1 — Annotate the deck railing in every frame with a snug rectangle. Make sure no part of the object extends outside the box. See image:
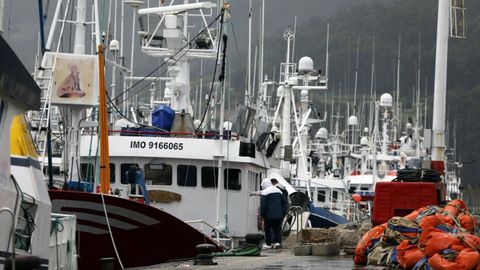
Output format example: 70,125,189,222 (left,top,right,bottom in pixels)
185,219,234,250
104,129,240,140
